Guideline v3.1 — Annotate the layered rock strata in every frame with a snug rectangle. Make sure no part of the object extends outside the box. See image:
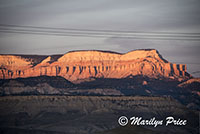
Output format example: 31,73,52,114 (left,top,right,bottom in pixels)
0,49,190,81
